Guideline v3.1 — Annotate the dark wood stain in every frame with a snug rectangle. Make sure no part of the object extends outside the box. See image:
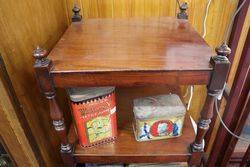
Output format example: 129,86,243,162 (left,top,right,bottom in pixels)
33,17,230,166
49,18,213,73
